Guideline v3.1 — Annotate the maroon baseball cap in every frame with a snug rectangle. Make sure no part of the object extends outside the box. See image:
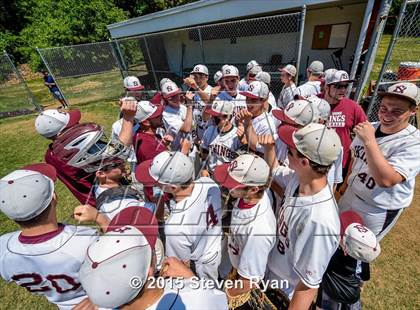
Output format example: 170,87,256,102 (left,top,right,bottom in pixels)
277,124,298,149
22,163,57,182
340,210,364,237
